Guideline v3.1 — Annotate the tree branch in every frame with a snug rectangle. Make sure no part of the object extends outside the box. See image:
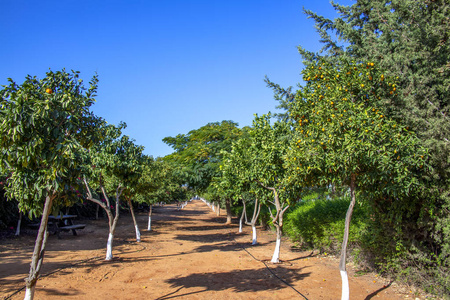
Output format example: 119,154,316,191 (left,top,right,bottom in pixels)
83,176,108,210
254,179,276,193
